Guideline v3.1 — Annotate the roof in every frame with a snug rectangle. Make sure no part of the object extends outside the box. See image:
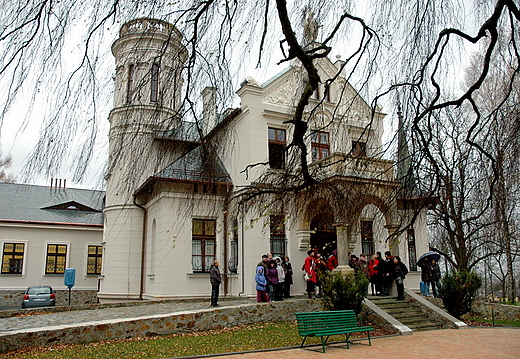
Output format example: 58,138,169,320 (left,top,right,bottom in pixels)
154,120,200,142
0,183,105,226
261,66,292,87
154,145,232,184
